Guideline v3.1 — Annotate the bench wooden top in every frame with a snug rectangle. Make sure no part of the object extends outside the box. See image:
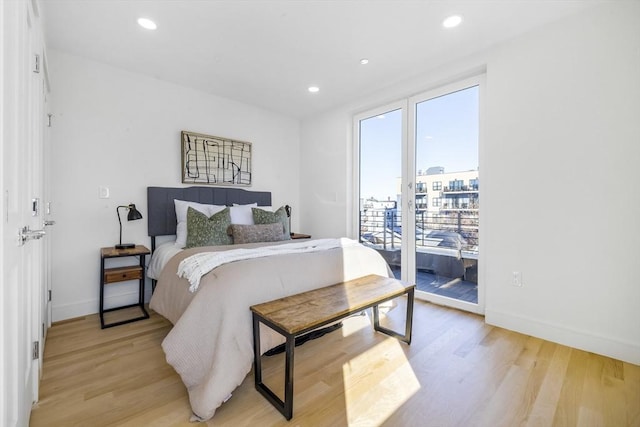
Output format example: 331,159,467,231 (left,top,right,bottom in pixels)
250,274,415,335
